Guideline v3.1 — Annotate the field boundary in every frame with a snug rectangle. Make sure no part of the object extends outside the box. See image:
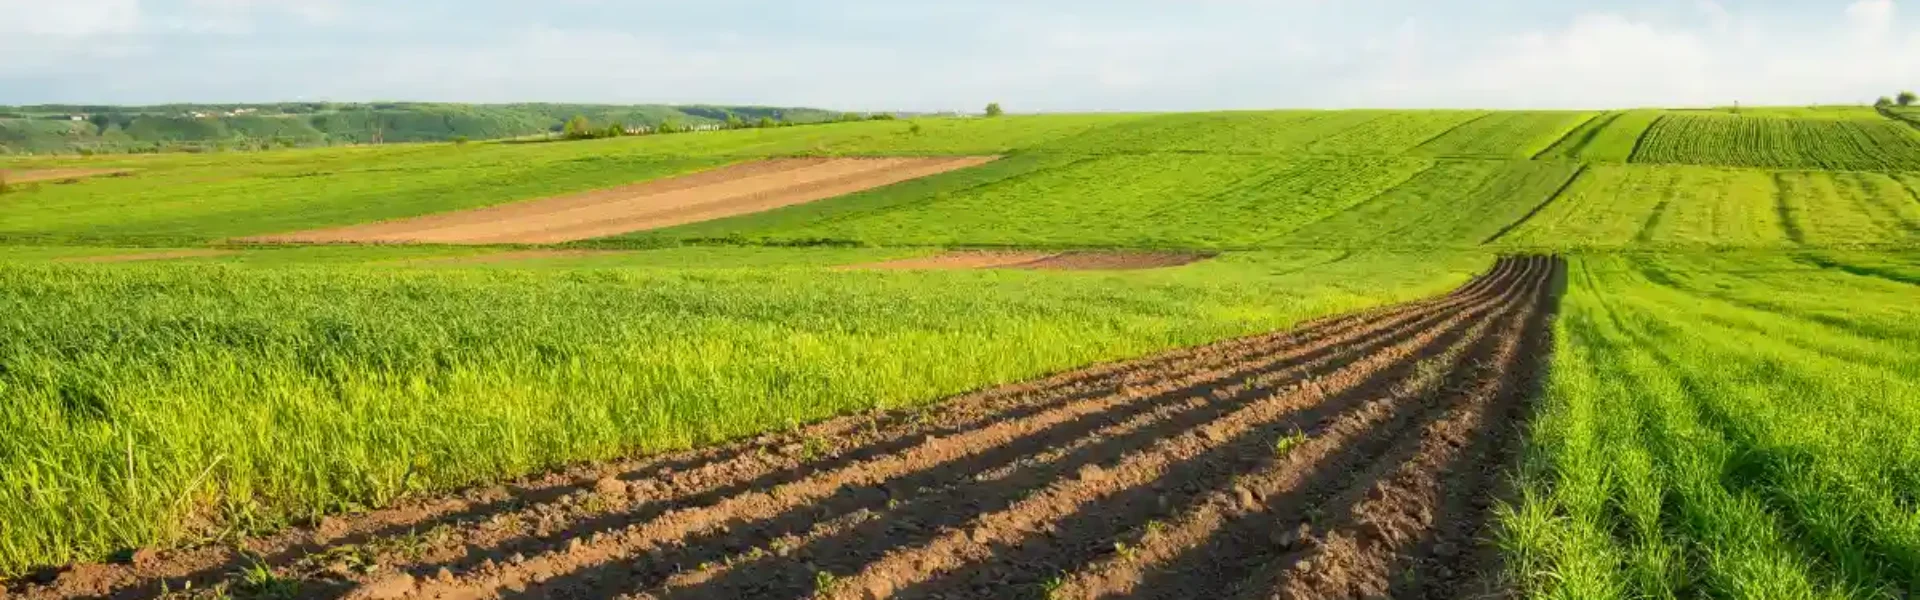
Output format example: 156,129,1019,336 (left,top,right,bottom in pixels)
1623,113,1665,163
1532,112,1613,160
1481,164,1588,245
